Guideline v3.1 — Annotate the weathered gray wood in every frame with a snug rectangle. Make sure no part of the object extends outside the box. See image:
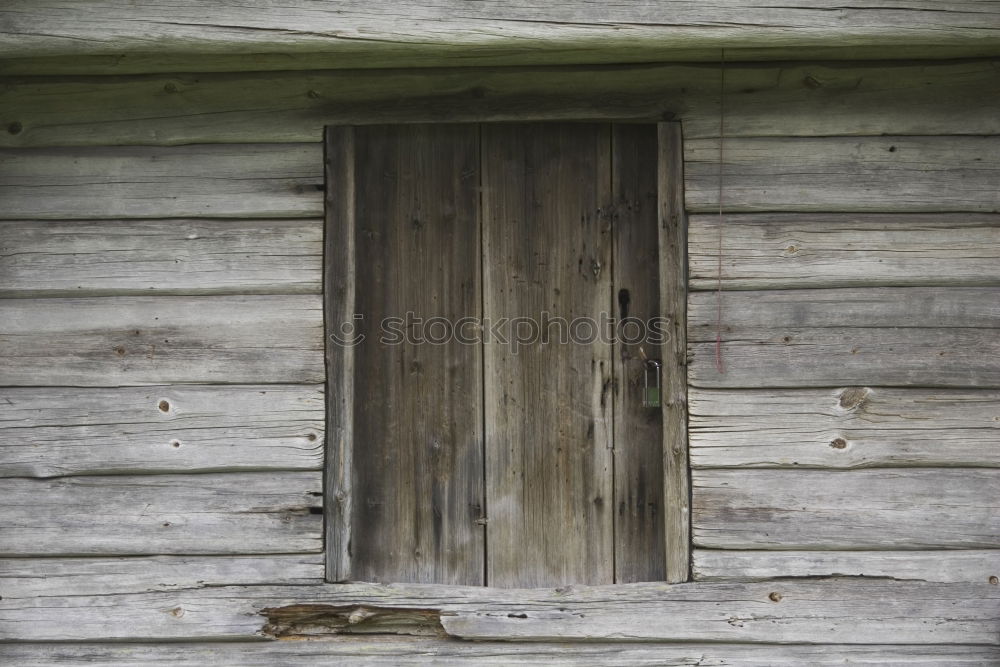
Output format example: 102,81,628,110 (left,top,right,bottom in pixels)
0,385,323,477
685,137,1000,213
693,469,1000,549
693,549,1000,584
658,122,691,584
0,295,324,386
0,219,322,297
3,641,998,666
689,213,1000,290
0,144,322,219
689,287,1000,389
482,123,614,587
324,127,356,583
0,555,324,597
4,60,999,146
331,124,485,585
689,387,1000,469
610,124,664,584
693,287,1000,331
694,328,1000,388
1,579,997,644
0,472,322,555
2,2,999,75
